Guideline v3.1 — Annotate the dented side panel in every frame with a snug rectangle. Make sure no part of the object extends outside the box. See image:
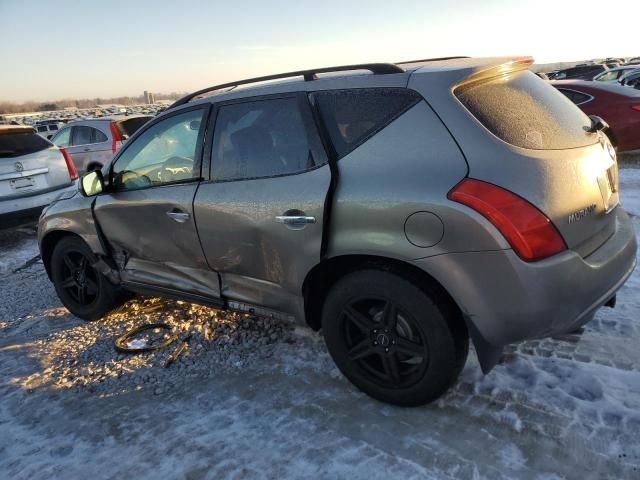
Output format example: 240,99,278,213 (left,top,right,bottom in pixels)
93,182,221,298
